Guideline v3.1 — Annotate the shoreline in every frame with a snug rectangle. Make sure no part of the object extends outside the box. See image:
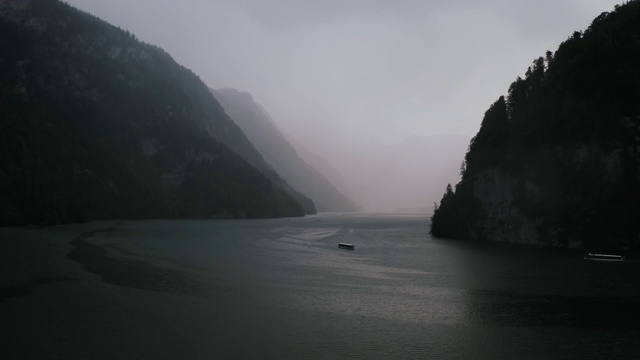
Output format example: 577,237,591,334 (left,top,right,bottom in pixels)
66,226,219,297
